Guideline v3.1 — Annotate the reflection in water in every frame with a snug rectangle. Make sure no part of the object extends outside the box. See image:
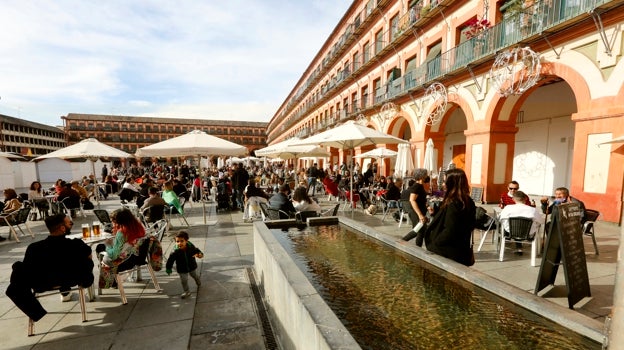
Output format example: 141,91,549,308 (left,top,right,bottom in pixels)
276,225,599,350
